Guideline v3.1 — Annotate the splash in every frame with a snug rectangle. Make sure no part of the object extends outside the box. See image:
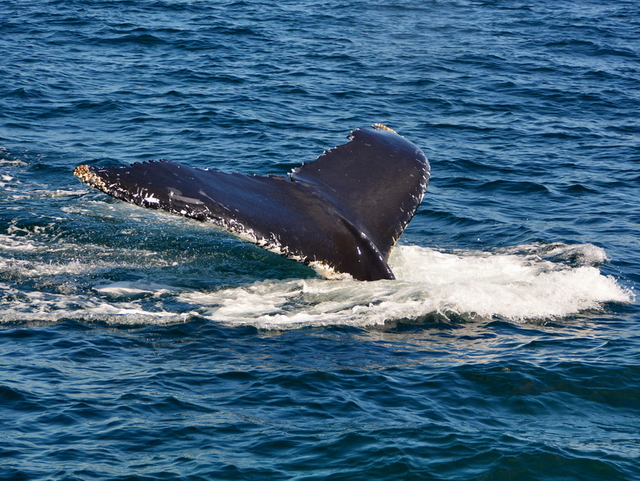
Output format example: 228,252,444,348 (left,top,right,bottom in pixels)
1,232,630,327
177,244,632,327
